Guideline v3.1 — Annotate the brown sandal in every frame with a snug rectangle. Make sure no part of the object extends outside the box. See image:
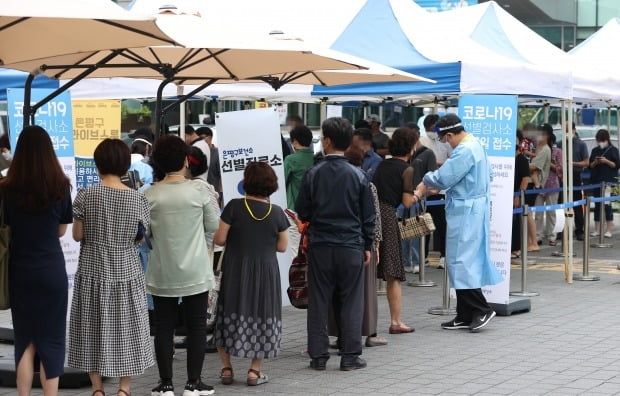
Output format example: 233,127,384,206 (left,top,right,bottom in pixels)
117,390,130,396
92,391,105,396
220,367,234,385
247,368,269,386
